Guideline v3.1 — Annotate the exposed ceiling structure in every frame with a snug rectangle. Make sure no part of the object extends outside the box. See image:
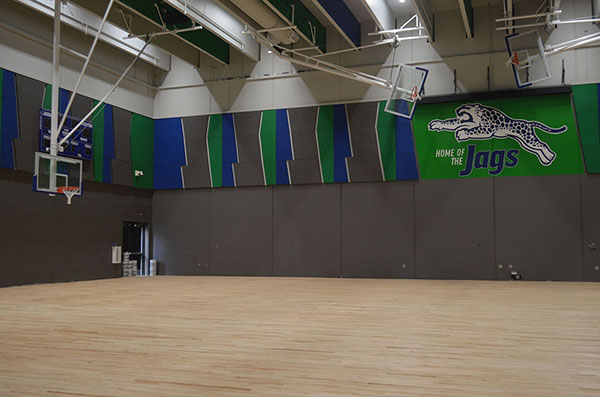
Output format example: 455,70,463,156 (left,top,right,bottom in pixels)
8,0,600,79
